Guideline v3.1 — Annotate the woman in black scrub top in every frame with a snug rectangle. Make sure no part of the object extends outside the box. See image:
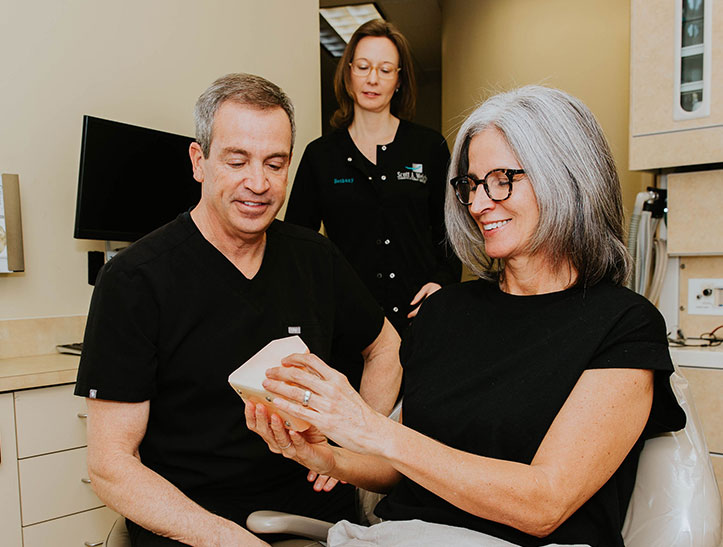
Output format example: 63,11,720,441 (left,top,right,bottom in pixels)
285,19,461,335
